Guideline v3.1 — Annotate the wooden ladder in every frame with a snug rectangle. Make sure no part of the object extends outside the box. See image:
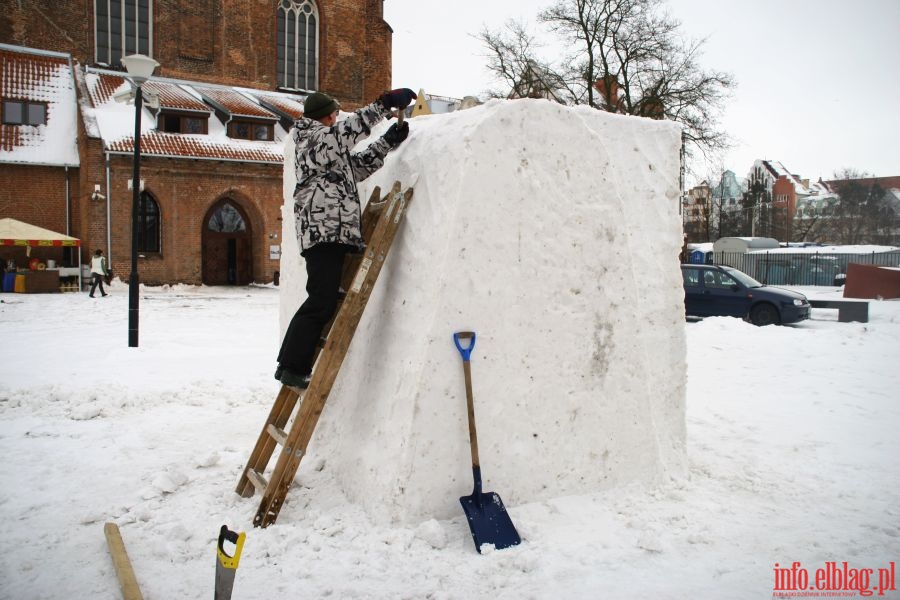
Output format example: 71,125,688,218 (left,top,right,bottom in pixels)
235,181,414,528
